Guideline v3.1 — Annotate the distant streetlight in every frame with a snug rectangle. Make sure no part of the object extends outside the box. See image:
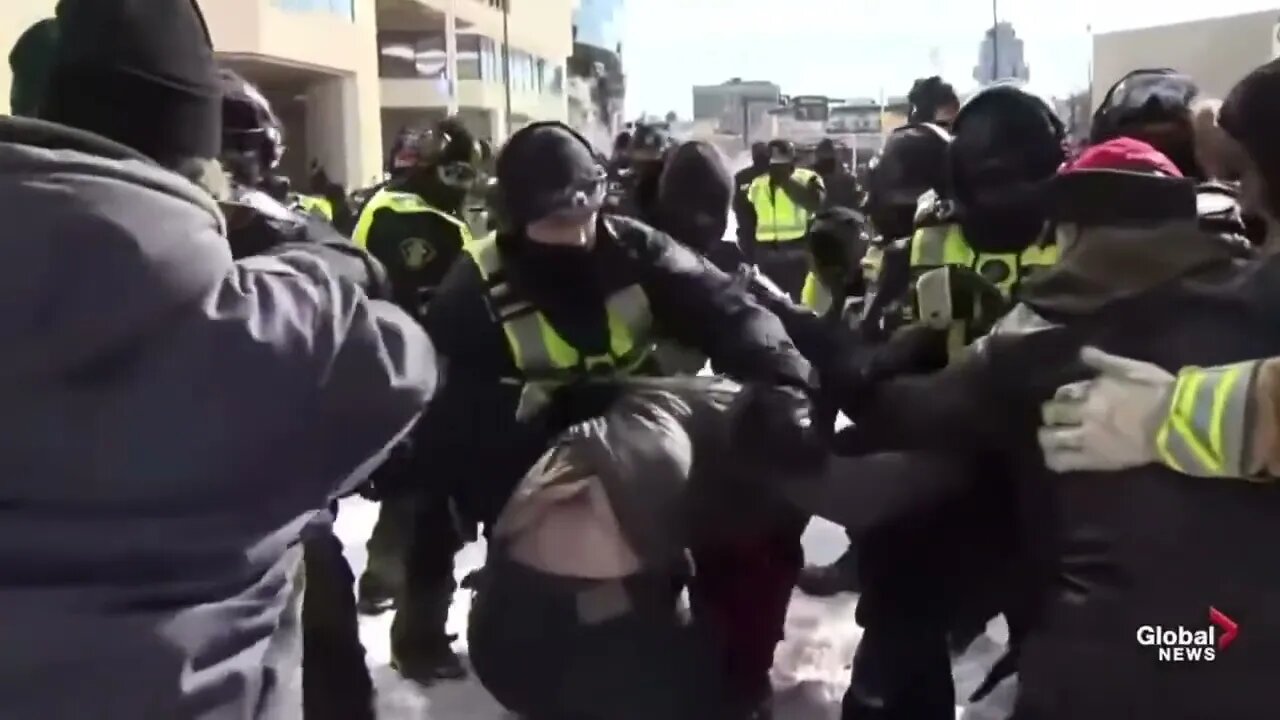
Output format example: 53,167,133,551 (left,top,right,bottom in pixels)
990,0,999,83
